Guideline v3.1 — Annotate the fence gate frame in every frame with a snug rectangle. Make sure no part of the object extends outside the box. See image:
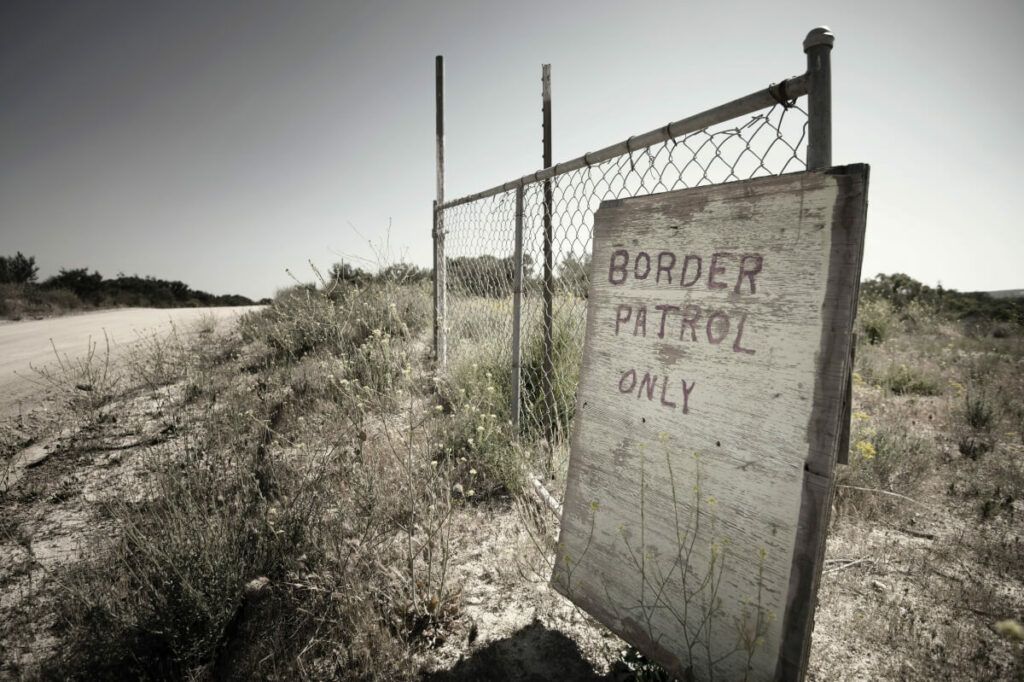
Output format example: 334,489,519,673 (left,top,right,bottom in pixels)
433,26,838,439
